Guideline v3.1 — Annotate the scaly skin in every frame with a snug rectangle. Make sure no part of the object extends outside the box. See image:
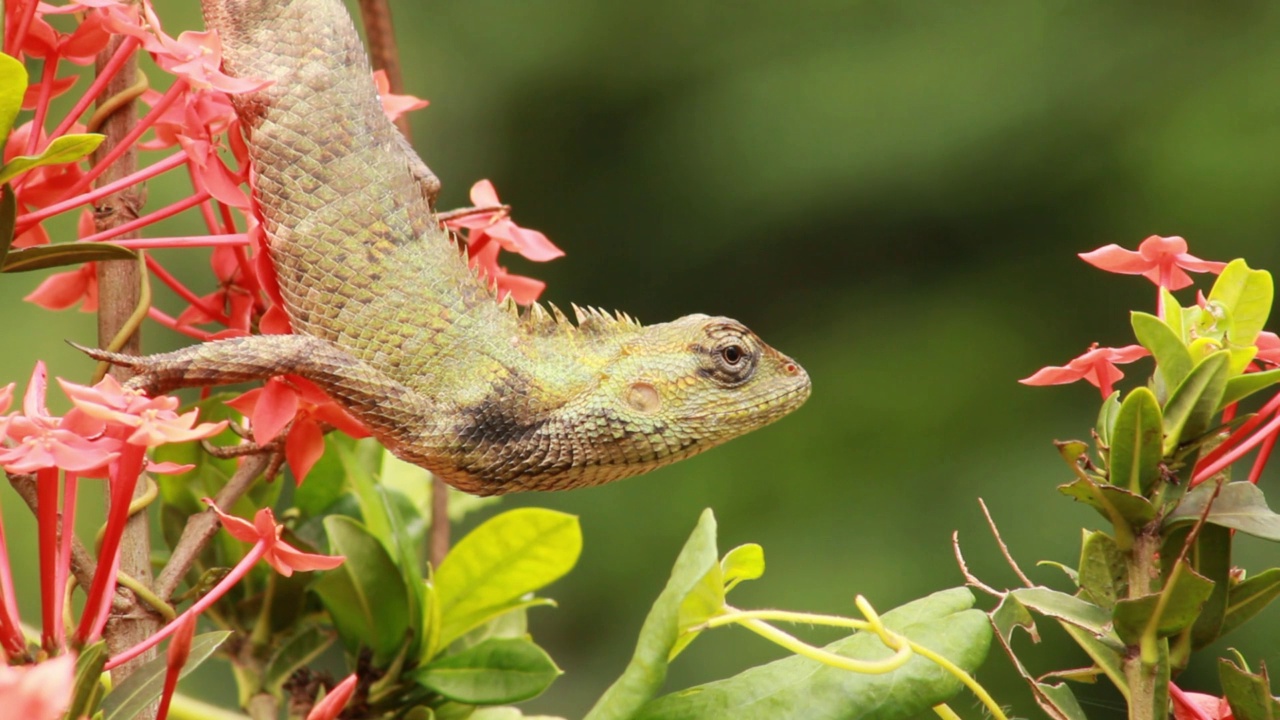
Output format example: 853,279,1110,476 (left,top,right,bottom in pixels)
86,0,811,495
